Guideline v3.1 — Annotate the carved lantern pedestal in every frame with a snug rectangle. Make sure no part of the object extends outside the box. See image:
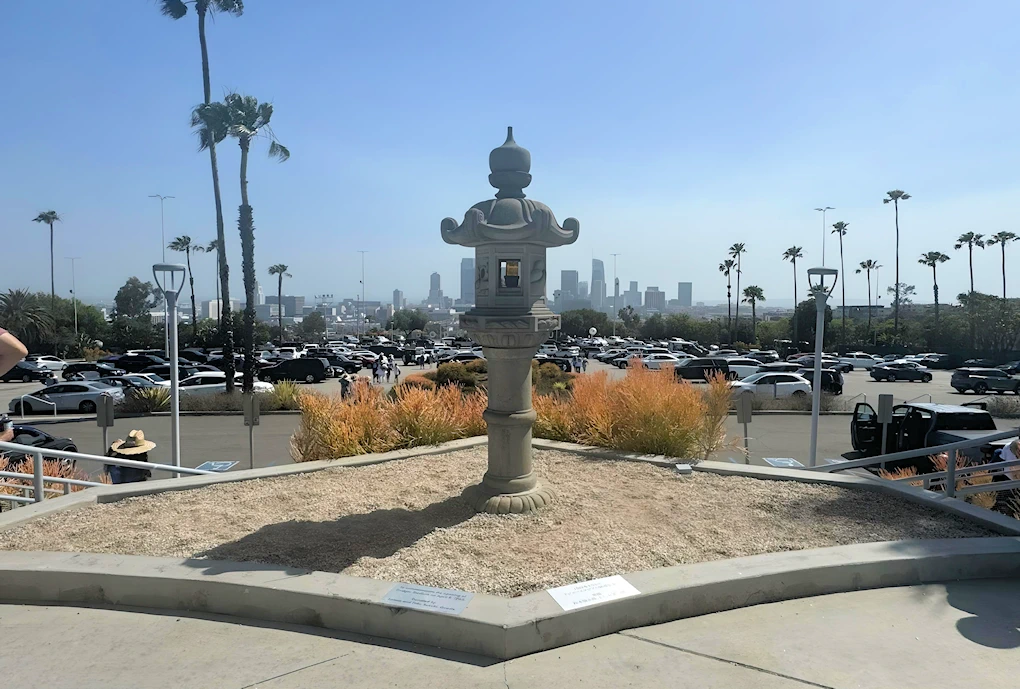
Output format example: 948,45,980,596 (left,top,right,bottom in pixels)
441,127,579,514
